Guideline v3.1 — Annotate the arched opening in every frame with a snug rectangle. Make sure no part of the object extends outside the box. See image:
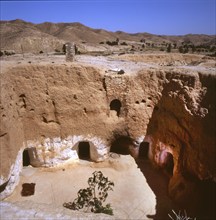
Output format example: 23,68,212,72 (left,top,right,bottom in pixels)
78,142,90,160
110,99,121,117
110,136,132,155
139,142,149,159
164,152,174,175
23,149,31,166
160,151,174,176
